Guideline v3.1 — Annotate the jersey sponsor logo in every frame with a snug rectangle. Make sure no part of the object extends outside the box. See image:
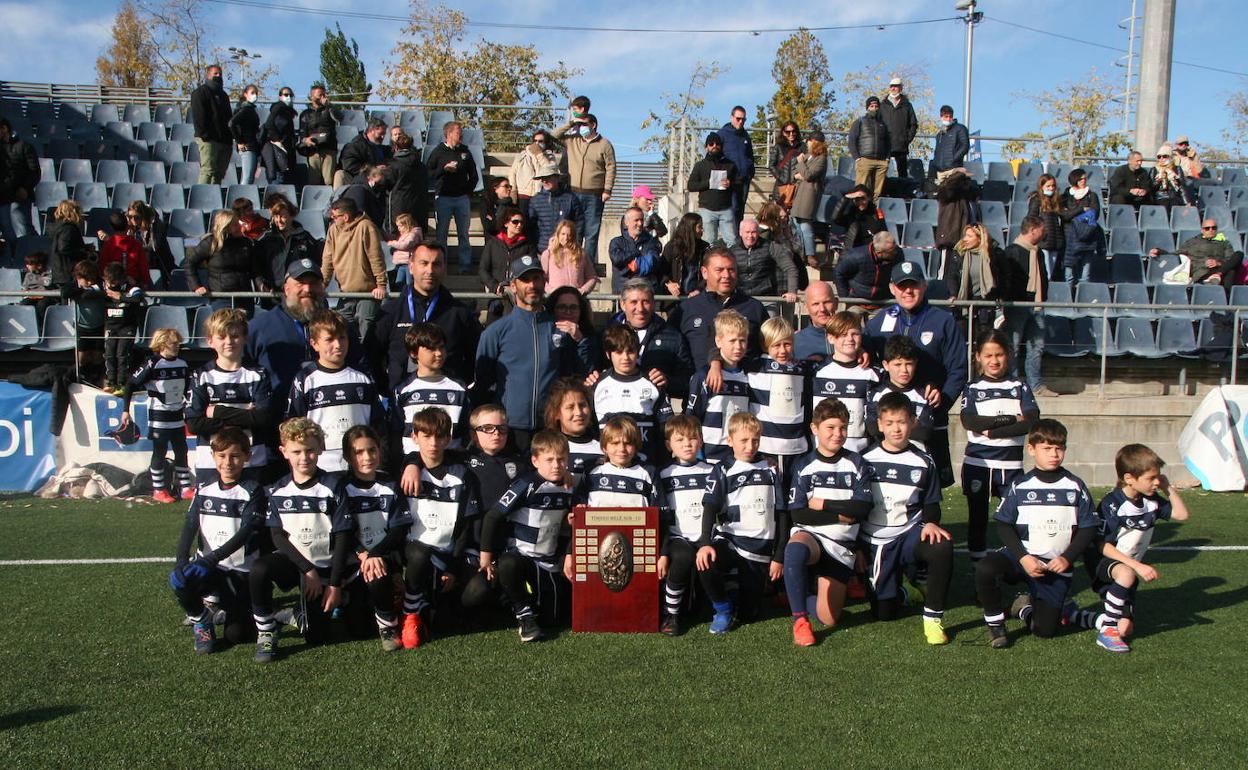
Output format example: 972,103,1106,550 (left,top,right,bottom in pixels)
202,499,213,511
1026,491,1038,501
282,498,294,509
298,526,314,546
314,391,326,403
599,476,610,487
